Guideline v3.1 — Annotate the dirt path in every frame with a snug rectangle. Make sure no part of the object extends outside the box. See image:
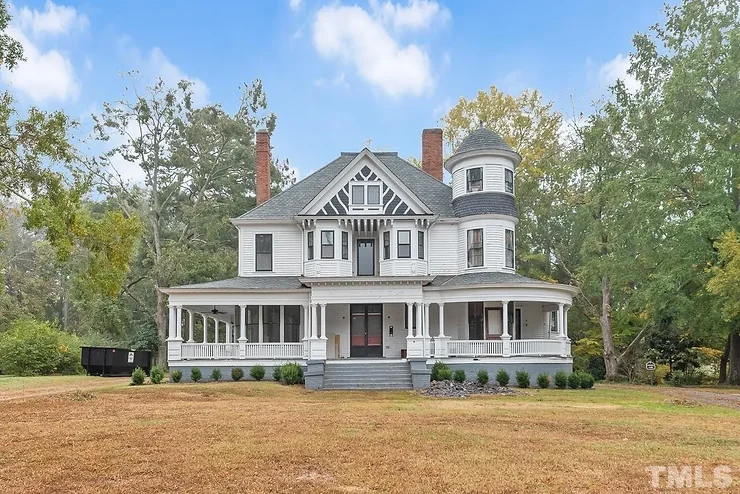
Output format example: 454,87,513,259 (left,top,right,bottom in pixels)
0,377,129,402
659,387,740,410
